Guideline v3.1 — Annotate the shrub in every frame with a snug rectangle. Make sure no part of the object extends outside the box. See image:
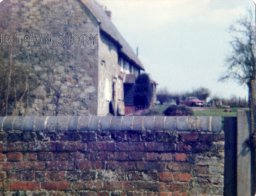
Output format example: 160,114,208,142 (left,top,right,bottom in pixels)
140,108,162,116
163,105,193,116
133,73,153,109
